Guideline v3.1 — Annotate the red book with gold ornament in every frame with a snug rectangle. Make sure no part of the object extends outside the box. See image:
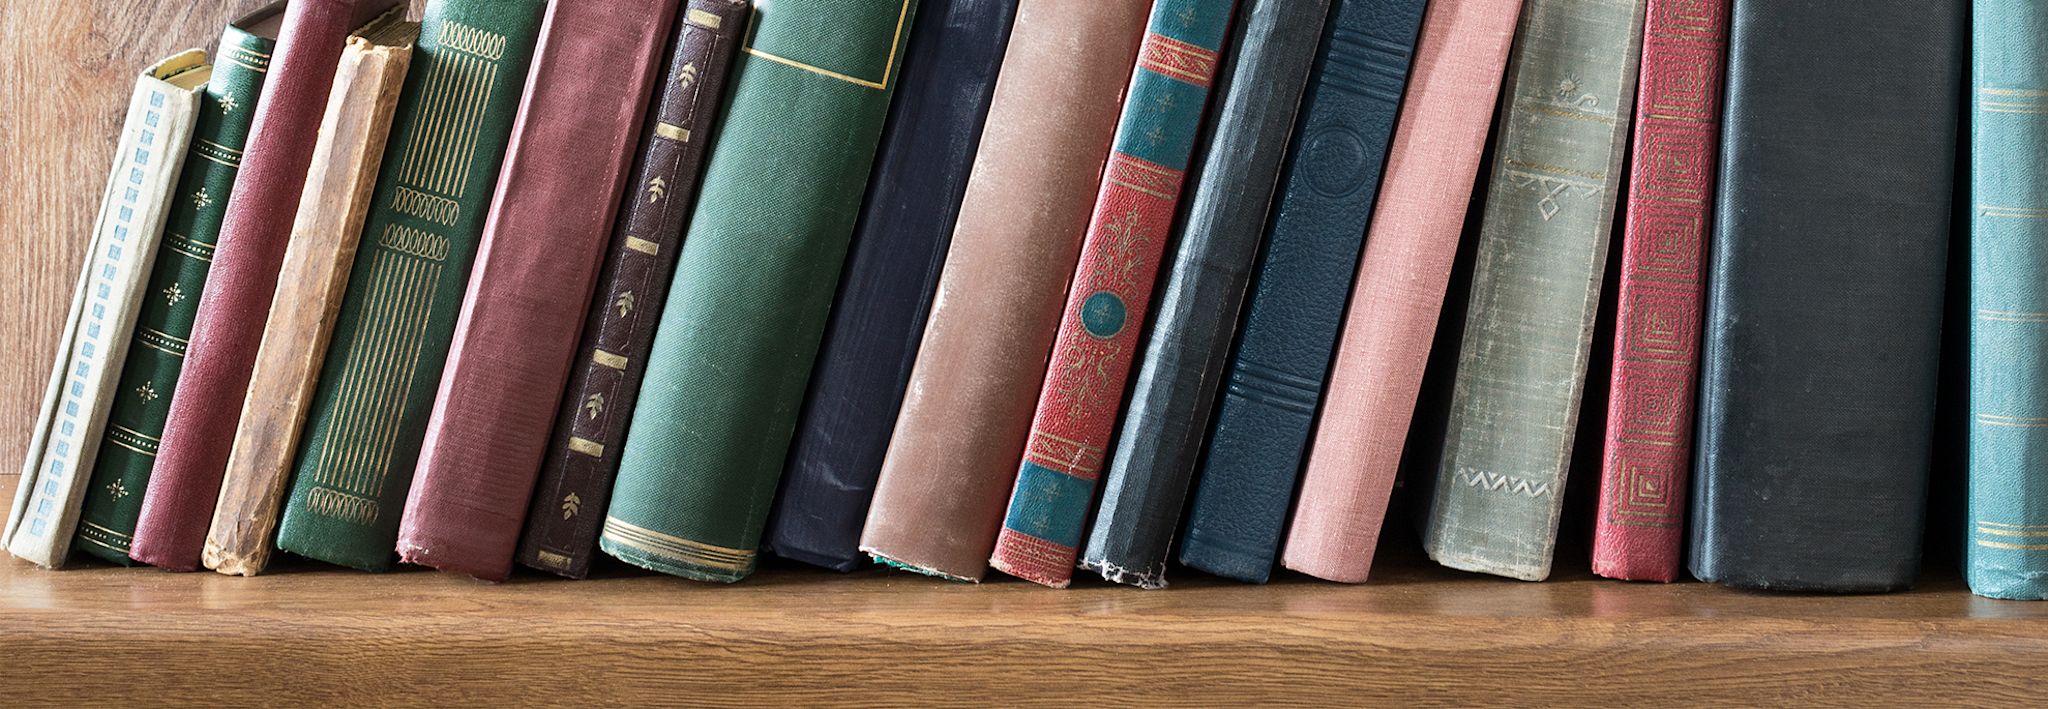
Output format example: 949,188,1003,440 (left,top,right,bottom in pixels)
1592,0,1729,582
988,0,1235,589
